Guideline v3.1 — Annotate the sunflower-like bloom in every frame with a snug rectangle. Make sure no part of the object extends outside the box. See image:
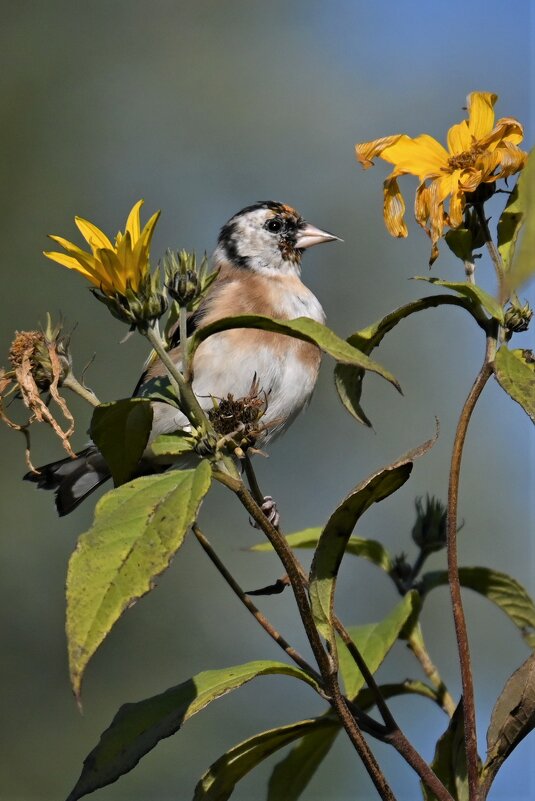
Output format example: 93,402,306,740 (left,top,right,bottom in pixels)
44,200,160,294
356,92,527,262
